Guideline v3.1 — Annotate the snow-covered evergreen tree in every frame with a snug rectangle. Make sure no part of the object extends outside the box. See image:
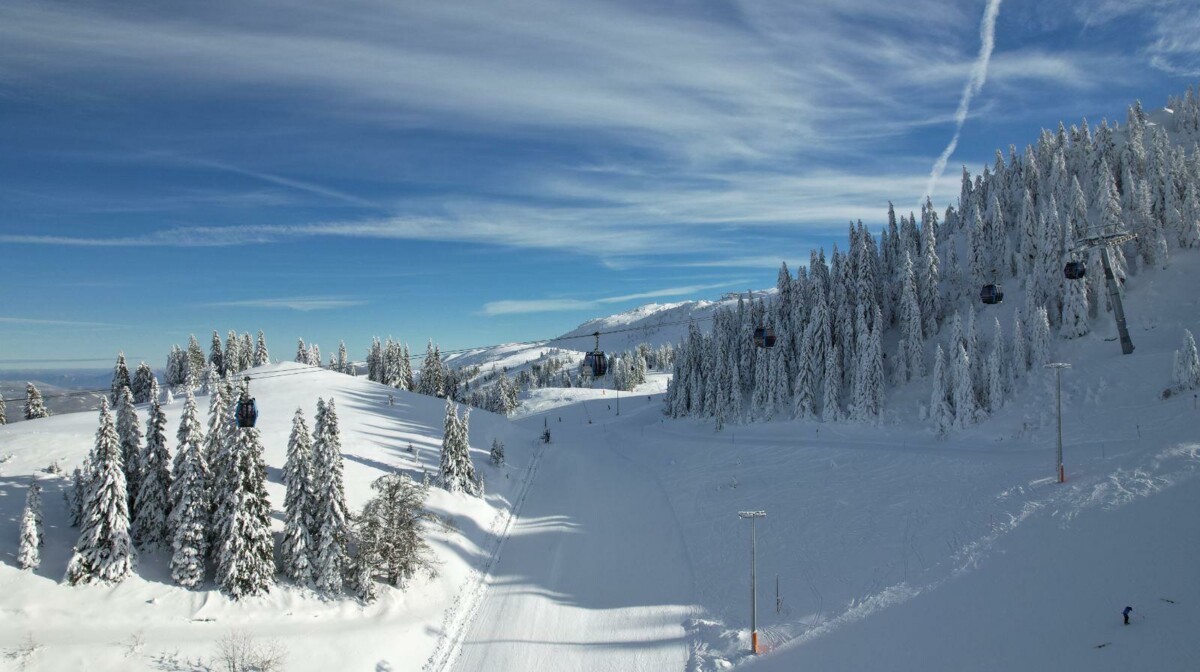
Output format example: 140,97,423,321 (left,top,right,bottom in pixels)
116,386,143,522
309,343,322,367
930,345,953,435
24,382,49,419
490,438,505,466
793,331,816,419
281,408,316,587
919,207,942,335
132,361,155,404
418,341,445,397
336,341,349,374
1173,329,1200,390
1030,306,1052,368
1060,270,1091,338
313,398,350,594
169,392,208,588
18,479,42,569
210,331,225,376
296,338,308,363
254,331,270,367
352,473,435,592
133,400,172,548
438,399,481,495
214,426,275,599
987,340,1005,413
1011,314,1028,380
111,352,131,404
899,252,924,380
822,344,843,422
66,399,134,585
224,330,241,374
240,332,253,371
952,343,979,429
